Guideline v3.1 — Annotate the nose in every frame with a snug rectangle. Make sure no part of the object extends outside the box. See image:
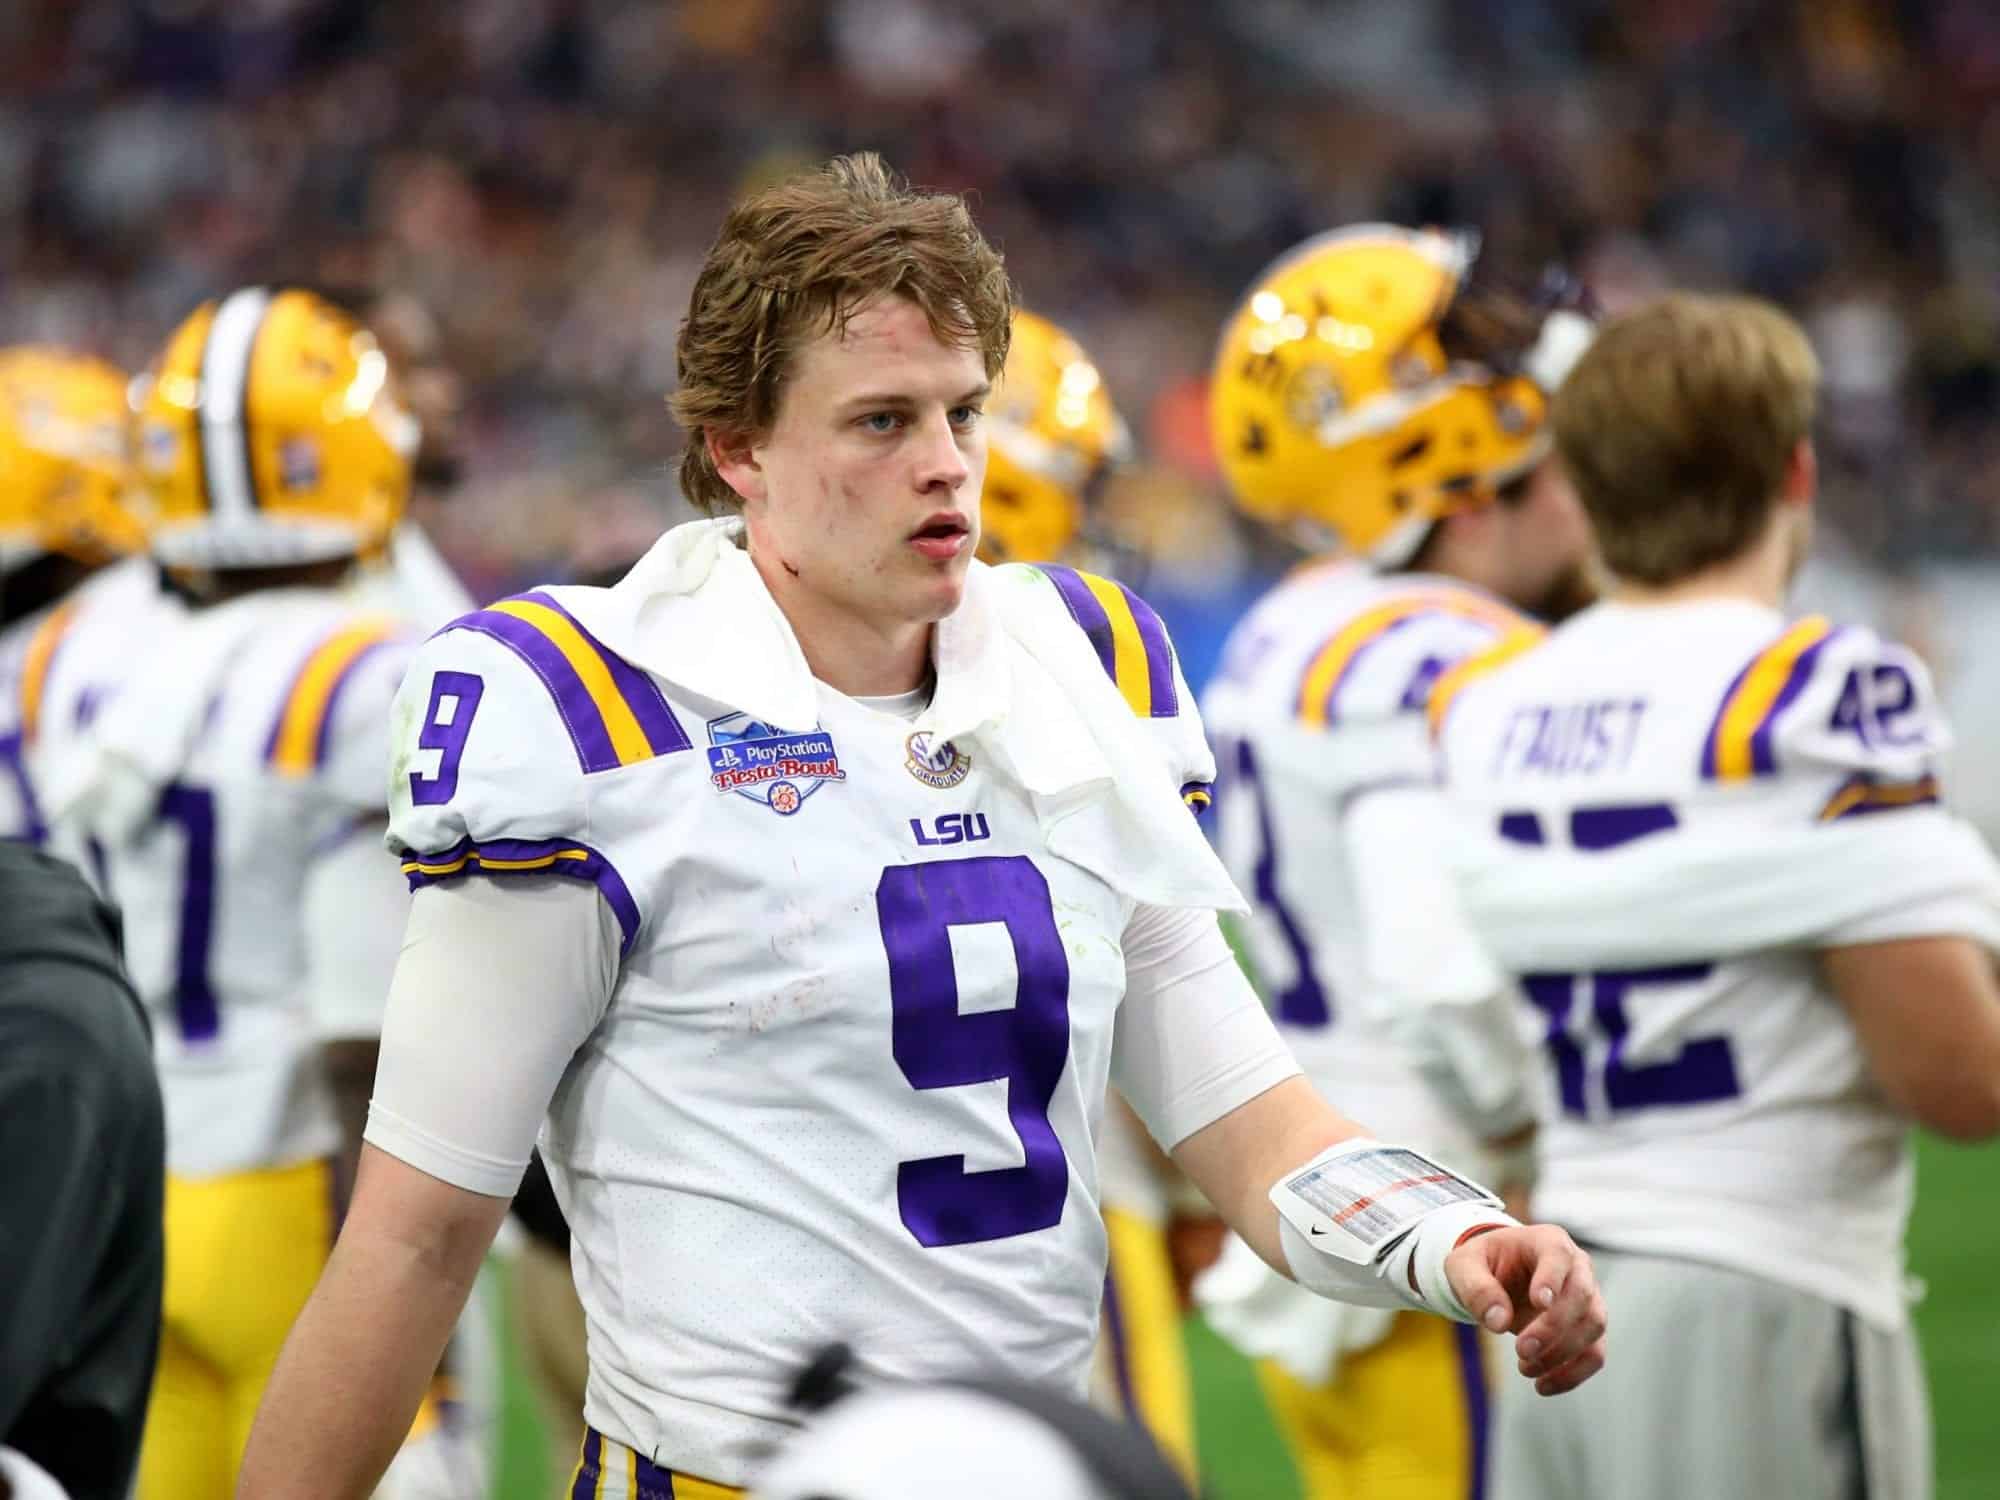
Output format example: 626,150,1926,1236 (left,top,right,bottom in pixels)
911,407,971,494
